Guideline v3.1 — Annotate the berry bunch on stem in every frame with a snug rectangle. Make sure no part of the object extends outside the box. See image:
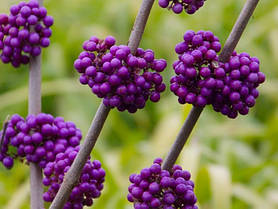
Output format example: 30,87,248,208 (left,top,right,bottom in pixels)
43,146,105,208
48,1,157,208
74,36,167,113
0,113,106,208
158,0,206,14
0,0,53,67
212,51,265,118
170,30,265,118
0,113,82,169
128,158,197,209
171,30,221,108
163,0,262,172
